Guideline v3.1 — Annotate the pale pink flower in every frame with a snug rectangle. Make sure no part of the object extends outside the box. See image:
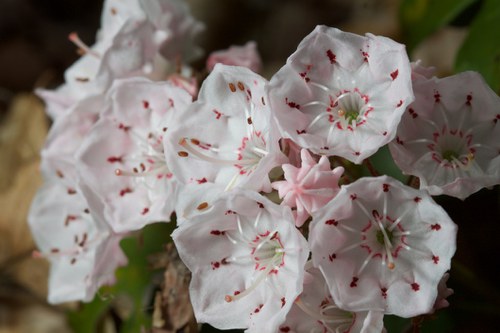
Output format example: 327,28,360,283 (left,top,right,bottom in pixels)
389,71,500,199
164,64,286,192
267,25,414,163
207,41,262,73
172,189,309,332
278,265,384,333
77,78,192,232
29,180,127,304
309,176,457,317
272,149,344,227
